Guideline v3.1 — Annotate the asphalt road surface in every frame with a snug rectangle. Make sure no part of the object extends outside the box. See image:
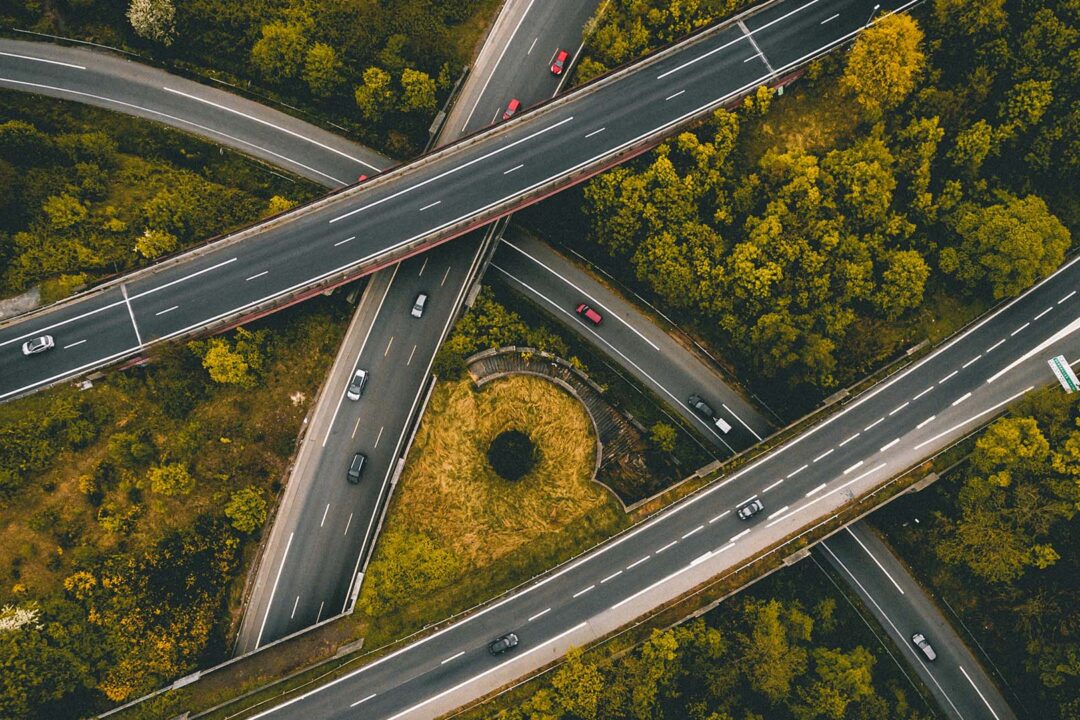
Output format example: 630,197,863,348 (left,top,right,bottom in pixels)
0,37,390,185
820,524,1018,720
234,0,603,652
243,253,1080,719
0,0,919,402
